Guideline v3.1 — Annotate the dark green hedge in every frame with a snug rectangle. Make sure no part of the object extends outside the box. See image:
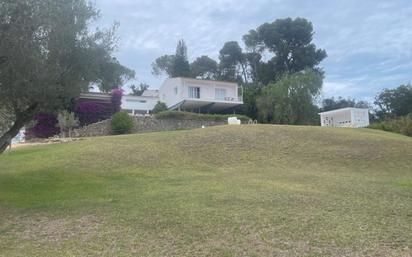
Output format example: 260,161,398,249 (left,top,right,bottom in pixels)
368,114,412,137
154,111,251,122
111,112,134,135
